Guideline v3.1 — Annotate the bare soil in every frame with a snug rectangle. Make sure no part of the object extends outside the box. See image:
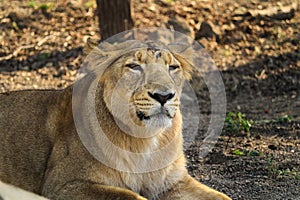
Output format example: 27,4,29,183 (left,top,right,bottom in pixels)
0,0,299,199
